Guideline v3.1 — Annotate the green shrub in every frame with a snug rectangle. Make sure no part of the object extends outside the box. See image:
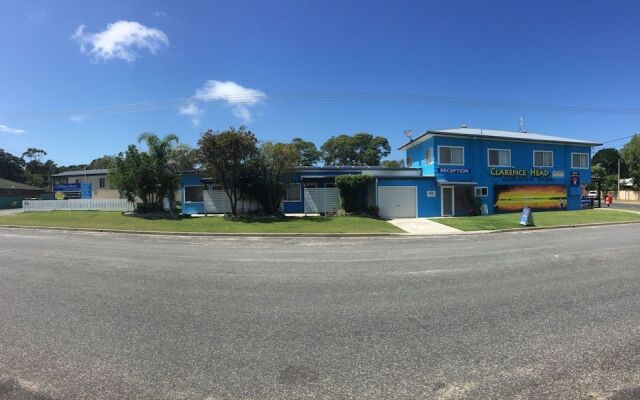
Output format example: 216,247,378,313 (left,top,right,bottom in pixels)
335,174,374,213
